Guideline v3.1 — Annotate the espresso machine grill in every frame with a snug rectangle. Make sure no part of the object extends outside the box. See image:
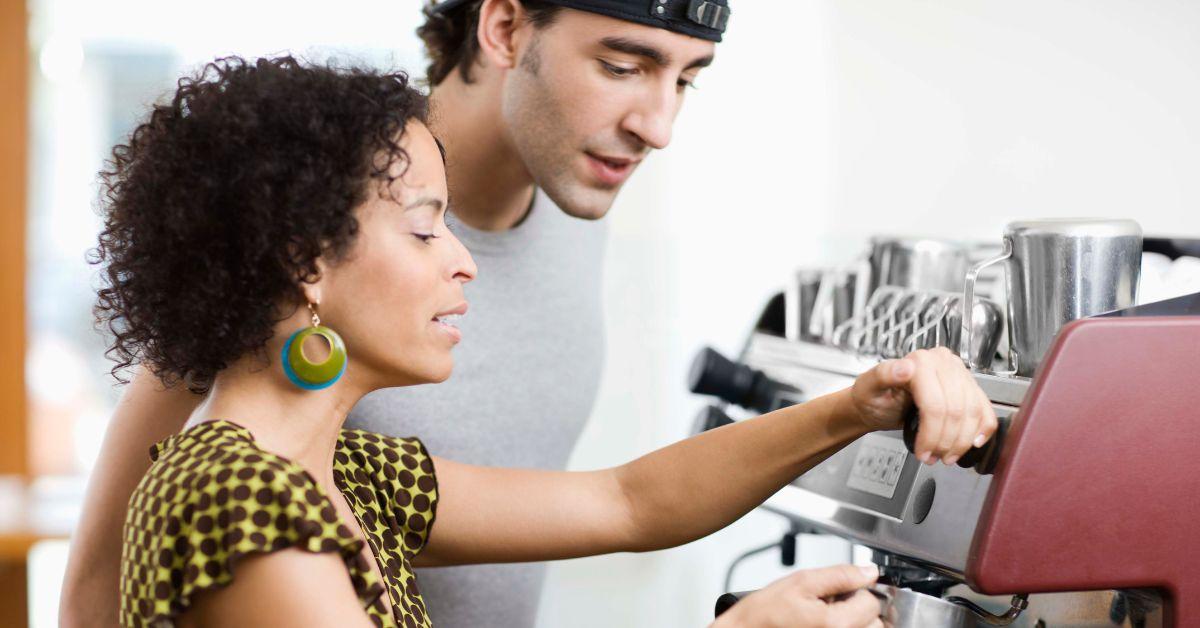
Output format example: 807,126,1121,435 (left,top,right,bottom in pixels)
696,289,1200,626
